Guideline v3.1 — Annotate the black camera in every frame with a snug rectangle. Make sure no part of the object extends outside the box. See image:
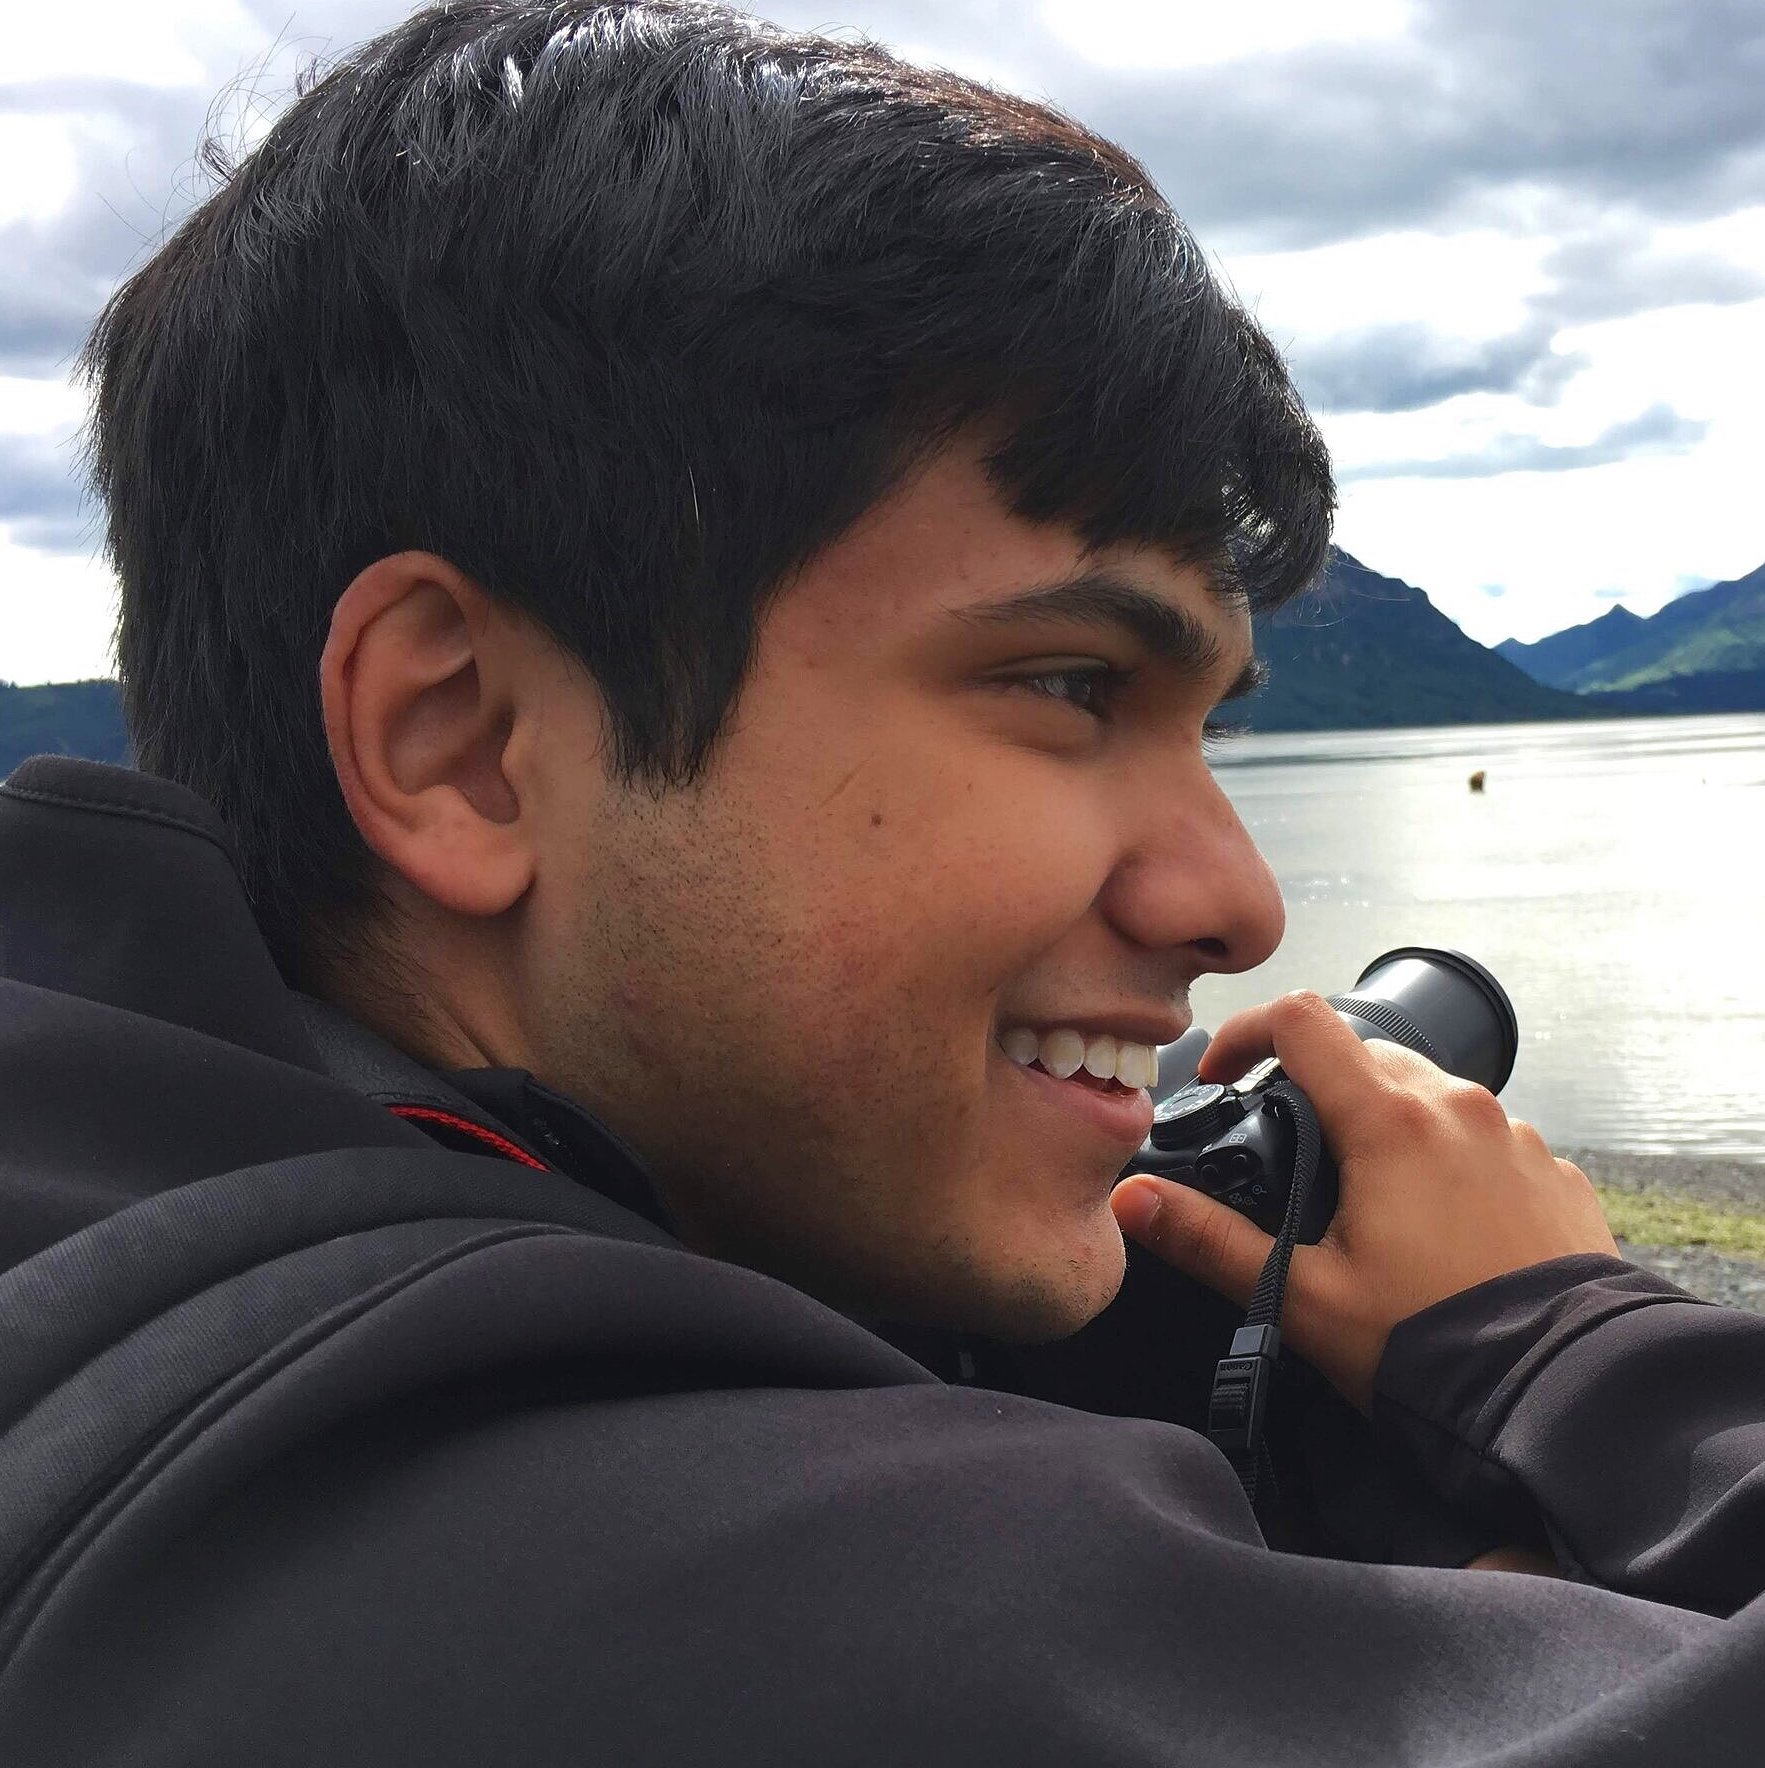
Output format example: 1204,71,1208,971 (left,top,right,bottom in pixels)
1128,948,1520,1245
